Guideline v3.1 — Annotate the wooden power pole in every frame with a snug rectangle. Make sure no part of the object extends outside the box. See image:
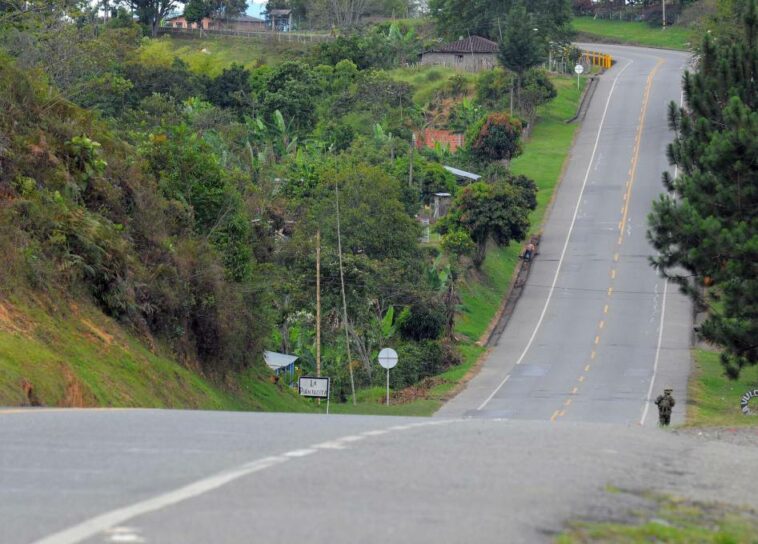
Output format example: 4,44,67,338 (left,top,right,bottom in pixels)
316,229,321,379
